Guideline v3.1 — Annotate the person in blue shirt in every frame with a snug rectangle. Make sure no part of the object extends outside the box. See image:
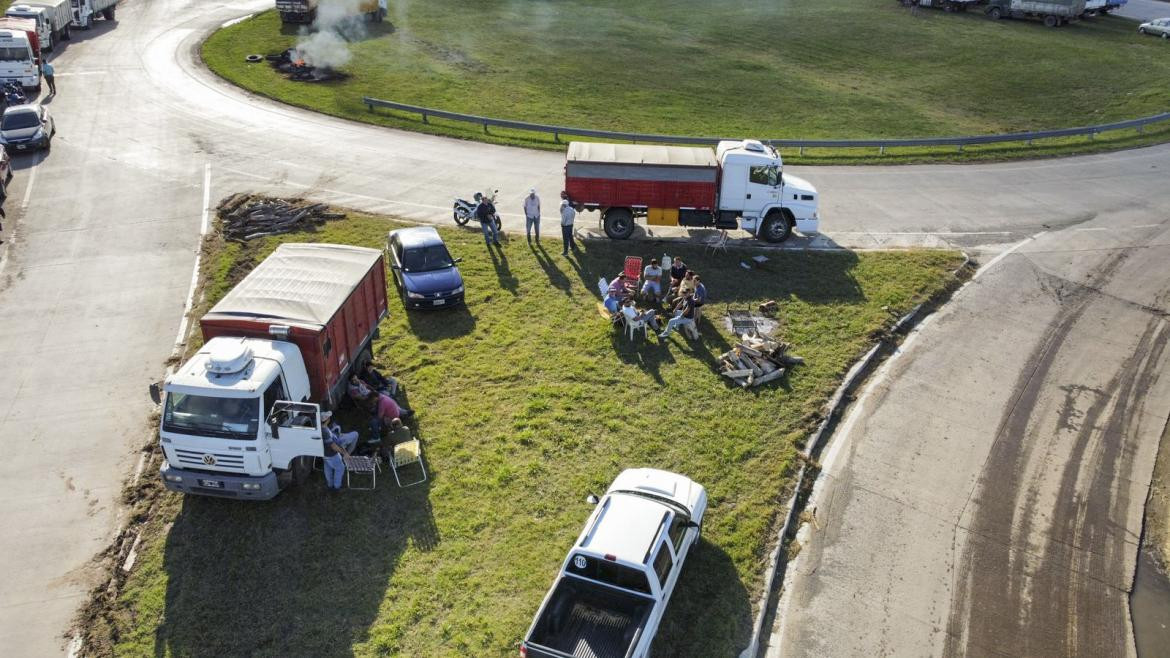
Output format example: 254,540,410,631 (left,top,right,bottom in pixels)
42,61,55,95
